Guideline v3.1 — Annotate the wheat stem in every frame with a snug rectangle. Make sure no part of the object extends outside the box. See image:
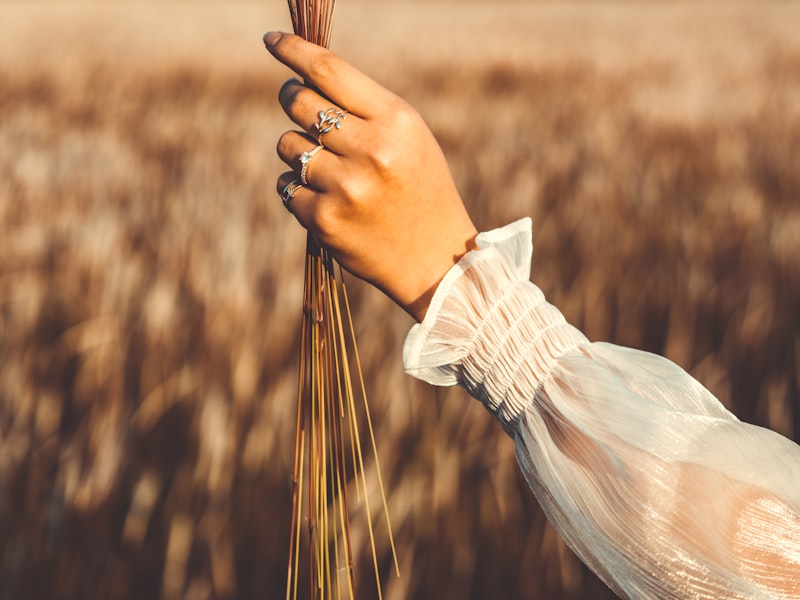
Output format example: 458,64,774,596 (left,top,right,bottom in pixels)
285,2,398,598
341,273,401,577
